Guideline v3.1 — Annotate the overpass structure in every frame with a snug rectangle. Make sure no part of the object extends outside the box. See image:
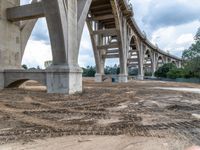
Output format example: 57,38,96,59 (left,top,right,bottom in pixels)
0,0,182,94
